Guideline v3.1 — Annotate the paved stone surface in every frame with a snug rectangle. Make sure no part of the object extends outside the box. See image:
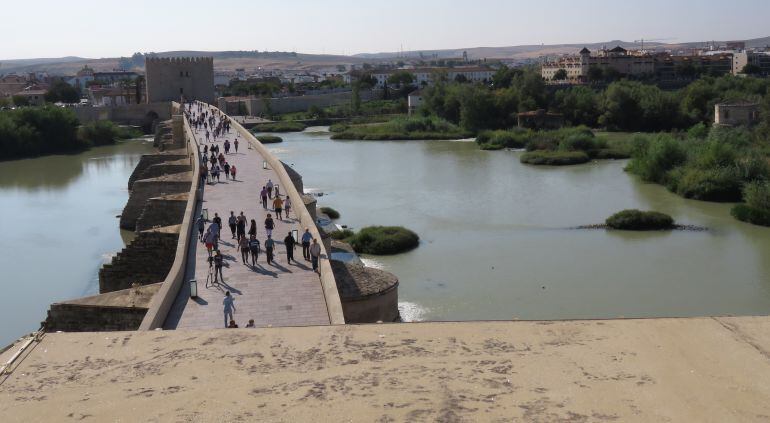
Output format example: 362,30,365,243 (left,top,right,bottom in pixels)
164,106,329,329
